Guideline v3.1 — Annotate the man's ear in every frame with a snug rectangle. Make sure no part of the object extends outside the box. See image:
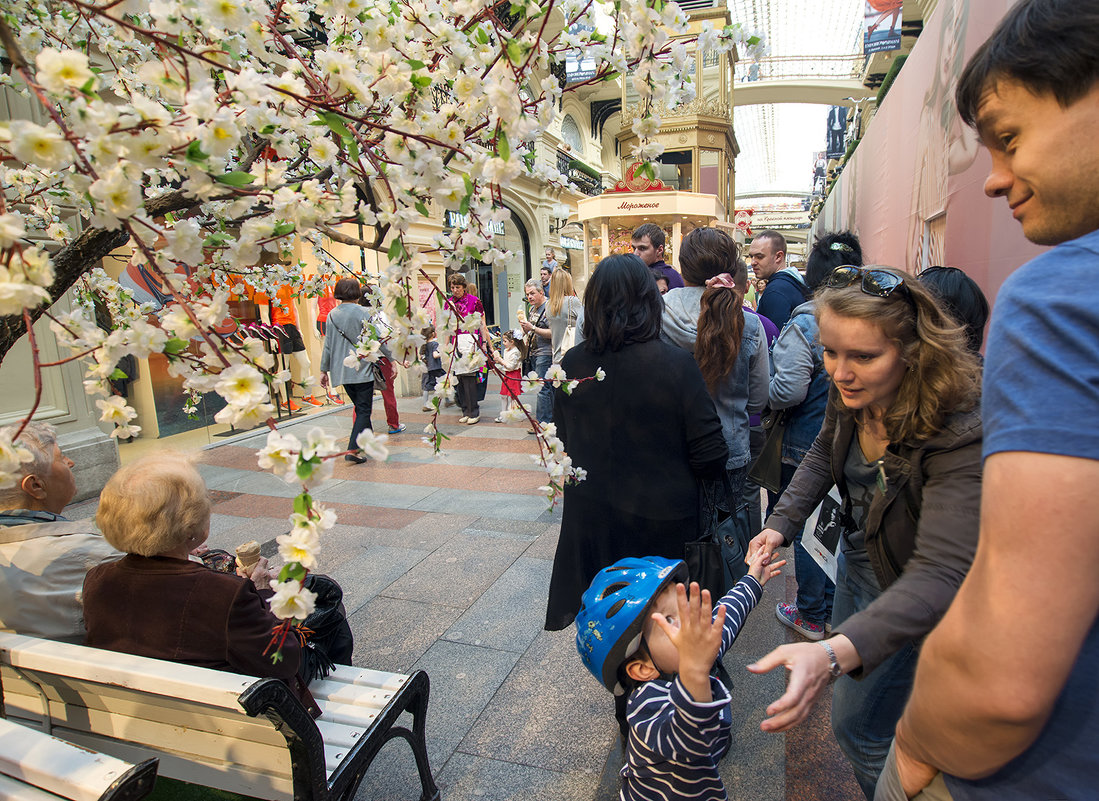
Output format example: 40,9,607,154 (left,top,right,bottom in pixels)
20,473,46,501
625,656,659,683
